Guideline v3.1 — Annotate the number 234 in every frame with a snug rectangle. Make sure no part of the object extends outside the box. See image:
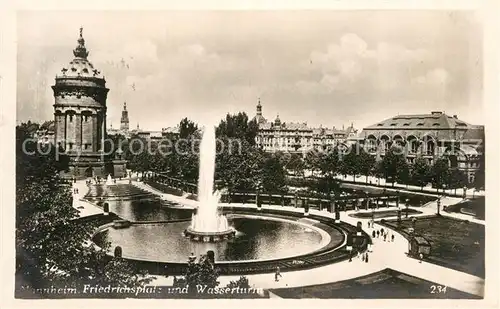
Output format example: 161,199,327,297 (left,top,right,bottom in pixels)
430,285,447,293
